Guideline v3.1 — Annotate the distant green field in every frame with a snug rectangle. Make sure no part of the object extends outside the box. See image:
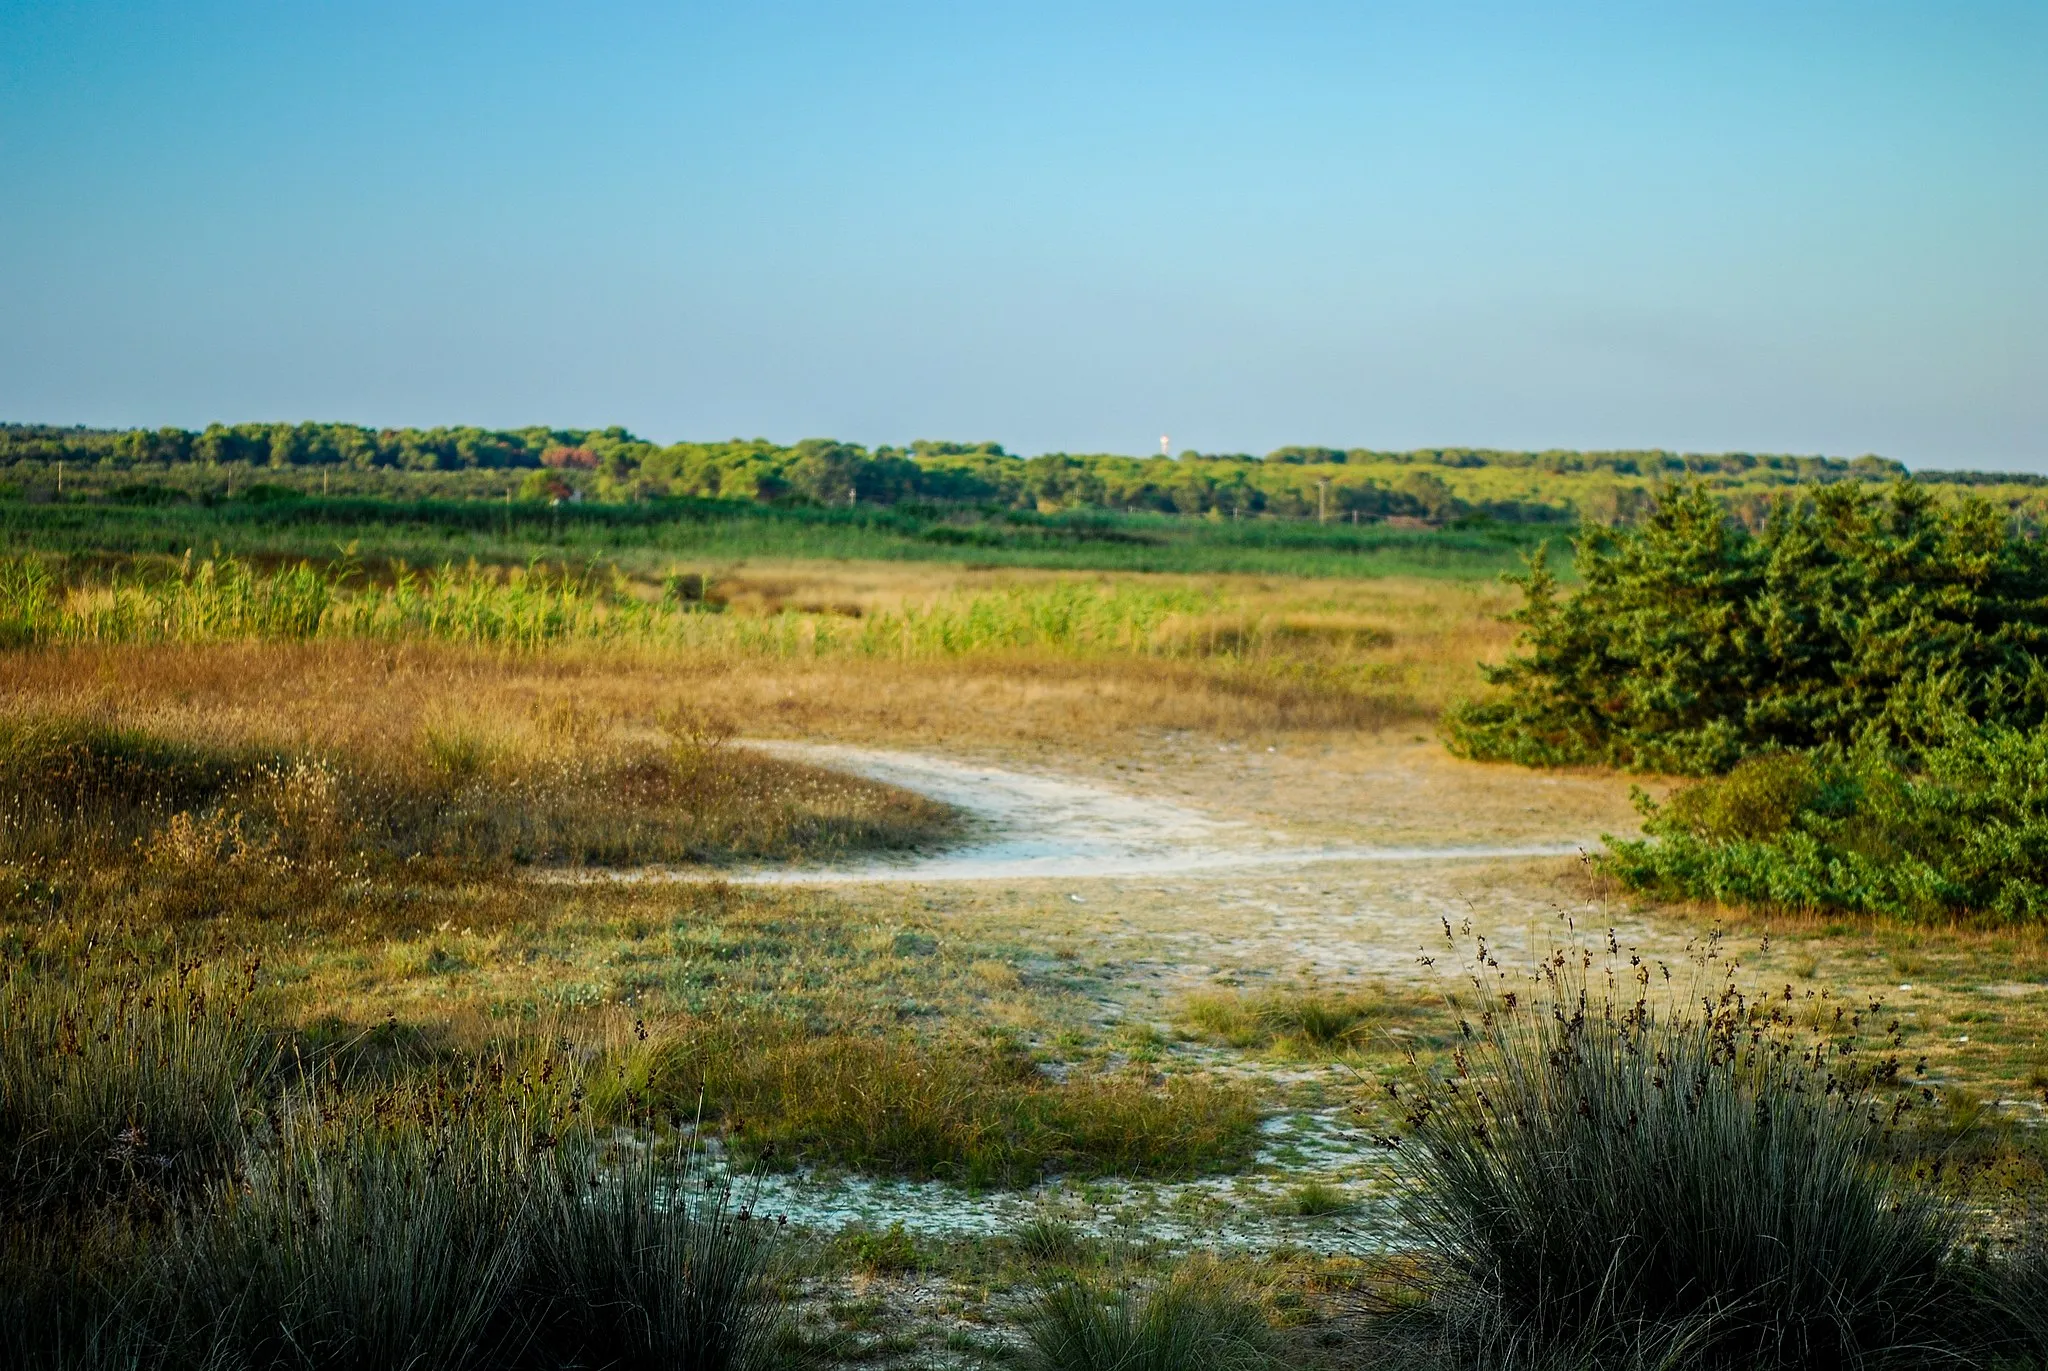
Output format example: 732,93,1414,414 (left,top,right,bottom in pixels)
0,494,1562,580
